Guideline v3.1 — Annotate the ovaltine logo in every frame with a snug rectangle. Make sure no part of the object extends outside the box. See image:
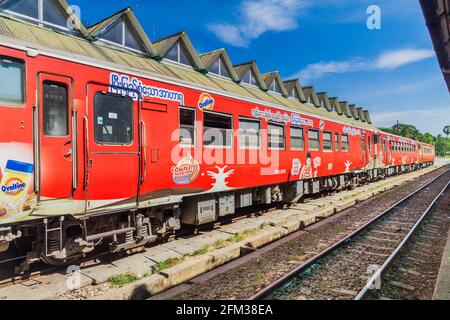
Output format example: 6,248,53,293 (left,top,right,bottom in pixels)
198,93,215,111
171,156,200,185
1,178,26,196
